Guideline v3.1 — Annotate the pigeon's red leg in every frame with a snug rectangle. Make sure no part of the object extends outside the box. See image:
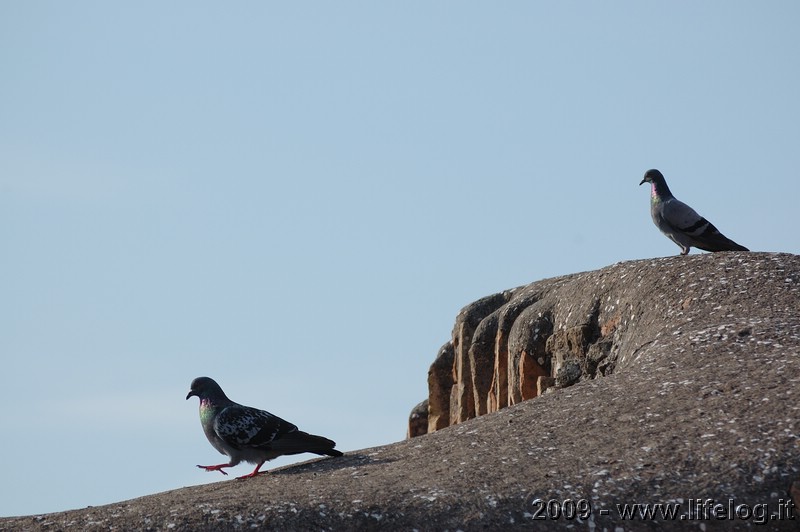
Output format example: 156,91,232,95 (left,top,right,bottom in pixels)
197,464,230,475
236,461,266,480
